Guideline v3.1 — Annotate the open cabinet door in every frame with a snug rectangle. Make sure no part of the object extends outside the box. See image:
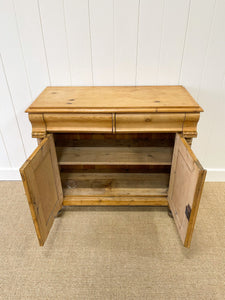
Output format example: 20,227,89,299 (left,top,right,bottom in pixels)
168,134,206,248
20,134,63,246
